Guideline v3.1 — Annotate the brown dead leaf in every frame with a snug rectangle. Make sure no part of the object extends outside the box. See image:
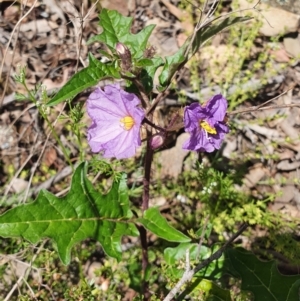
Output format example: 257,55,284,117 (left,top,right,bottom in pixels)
161,0,193,33
3,5,19,22
270,47,291,63
278,148,295,161
243,163,266,188
279,120,300,144
275,185,296,204
277,159,300,171
42,147,57,167
101,0,129,16
19,0,40,7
